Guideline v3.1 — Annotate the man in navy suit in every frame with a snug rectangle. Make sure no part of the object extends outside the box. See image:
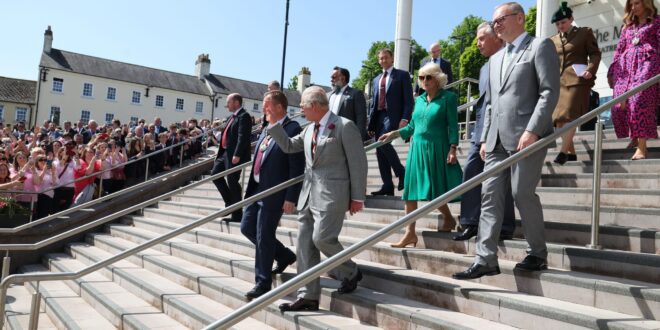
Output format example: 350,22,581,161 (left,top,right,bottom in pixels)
415,43,453,96
368,48,412,196
212,93,252,222
454,22,515,241
241,90,304,300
